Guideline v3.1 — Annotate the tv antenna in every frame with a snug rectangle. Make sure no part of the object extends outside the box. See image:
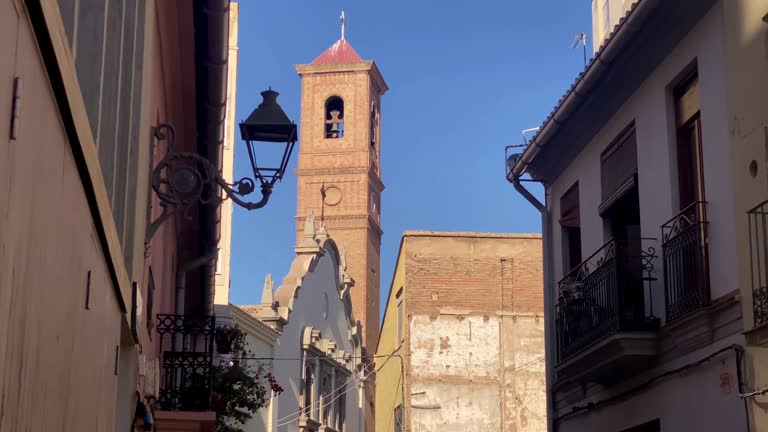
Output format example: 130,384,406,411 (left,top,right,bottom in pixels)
571,32,587,68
